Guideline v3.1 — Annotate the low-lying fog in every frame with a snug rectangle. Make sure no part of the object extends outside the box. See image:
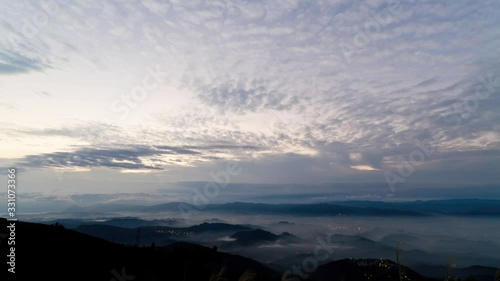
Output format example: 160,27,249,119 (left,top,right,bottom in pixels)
22,209,500,272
